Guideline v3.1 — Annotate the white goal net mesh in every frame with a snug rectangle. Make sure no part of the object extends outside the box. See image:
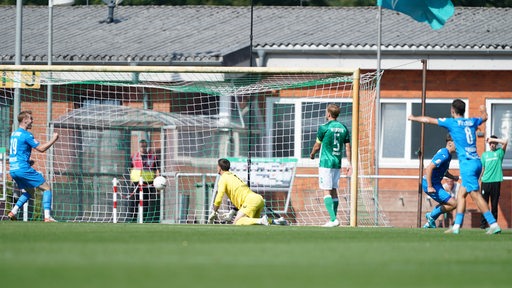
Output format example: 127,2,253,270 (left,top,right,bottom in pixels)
0,66,388,226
